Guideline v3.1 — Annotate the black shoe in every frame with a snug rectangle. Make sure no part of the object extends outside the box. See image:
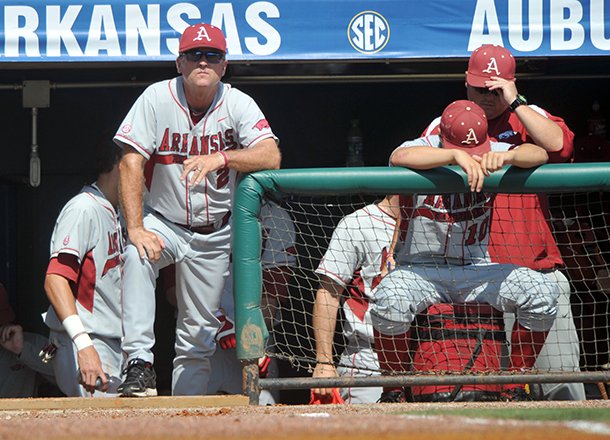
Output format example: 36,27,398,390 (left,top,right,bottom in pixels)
118,358,158,397
500,386,531,402
378,390,406,403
